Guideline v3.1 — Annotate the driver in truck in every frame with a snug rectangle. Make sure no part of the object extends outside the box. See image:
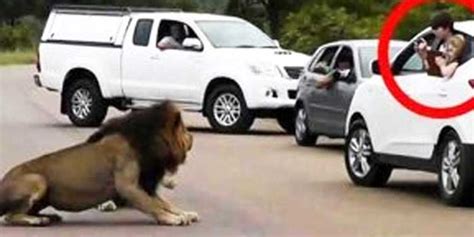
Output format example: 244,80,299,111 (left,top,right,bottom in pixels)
157,23,185,50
